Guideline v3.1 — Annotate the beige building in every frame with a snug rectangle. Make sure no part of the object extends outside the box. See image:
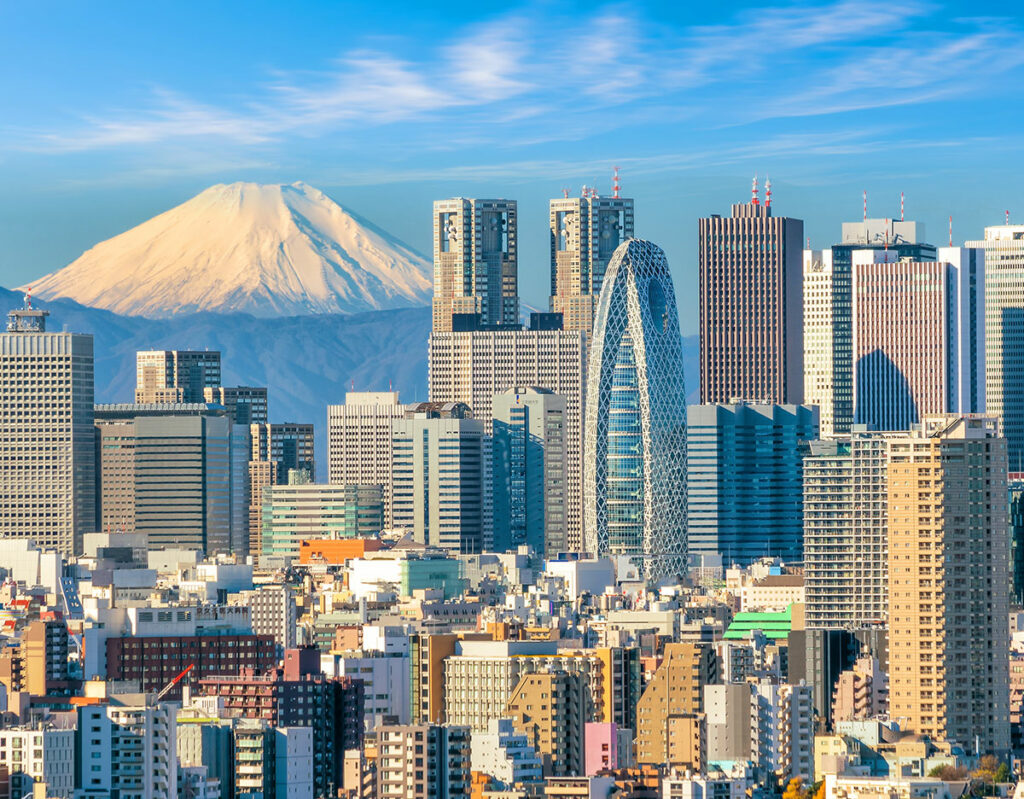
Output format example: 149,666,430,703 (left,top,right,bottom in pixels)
831,656,887,724
887,414,1010,754
135,349,221,403
504,671,586,776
